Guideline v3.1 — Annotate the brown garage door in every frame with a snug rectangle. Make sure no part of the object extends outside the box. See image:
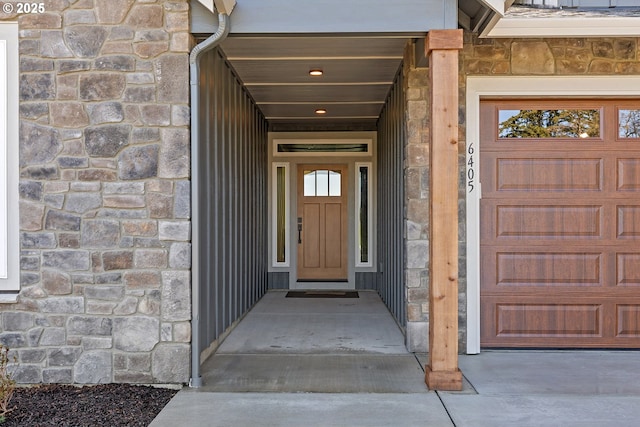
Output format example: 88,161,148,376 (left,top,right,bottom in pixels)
480,99,640,348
